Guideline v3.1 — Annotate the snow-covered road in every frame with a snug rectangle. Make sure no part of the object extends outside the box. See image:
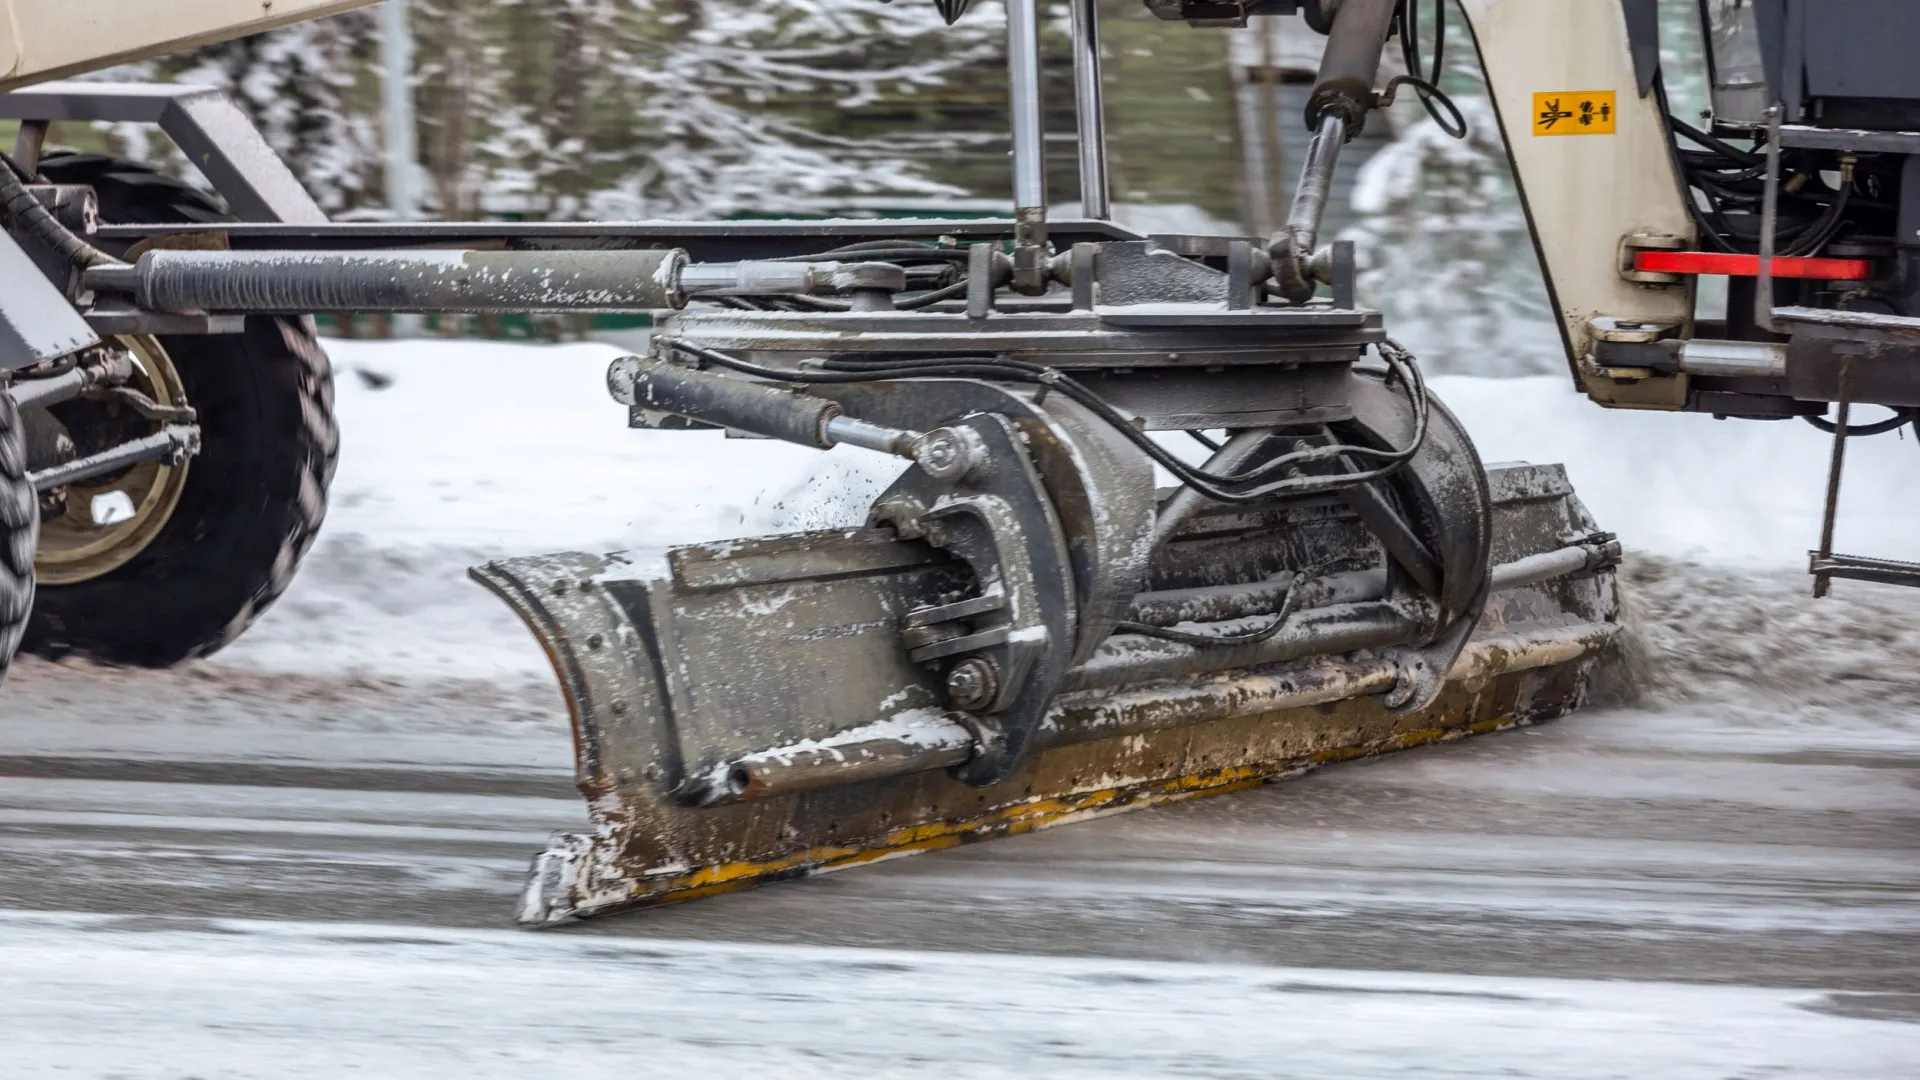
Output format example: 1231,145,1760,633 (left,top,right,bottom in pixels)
1,339,1915,1076
3,631,1917,1077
